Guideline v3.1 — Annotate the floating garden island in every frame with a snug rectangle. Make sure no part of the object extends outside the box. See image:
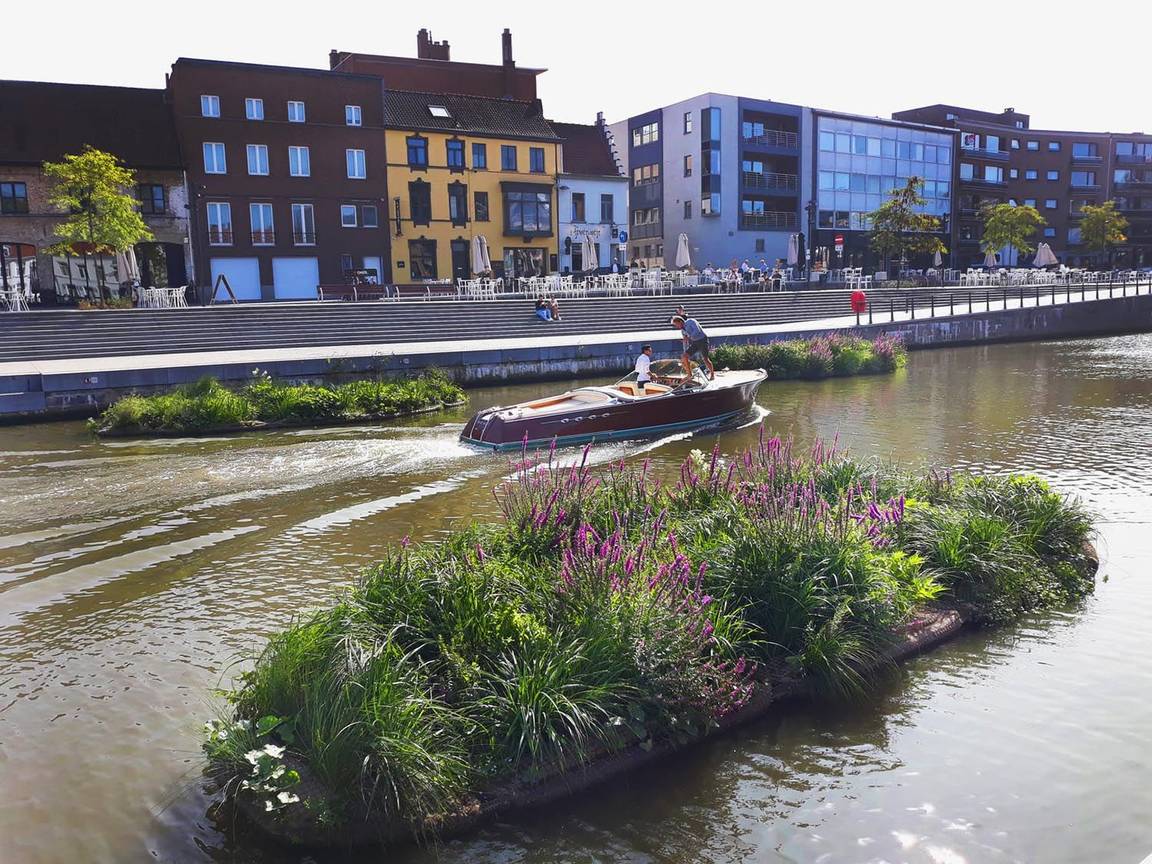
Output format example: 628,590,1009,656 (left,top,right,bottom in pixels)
202,433,1095,850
